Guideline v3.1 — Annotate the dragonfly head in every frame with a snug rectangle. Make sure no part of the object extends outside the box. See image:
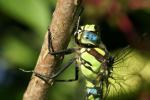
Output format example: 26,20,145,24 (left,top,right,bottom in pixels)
74,24,101,47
